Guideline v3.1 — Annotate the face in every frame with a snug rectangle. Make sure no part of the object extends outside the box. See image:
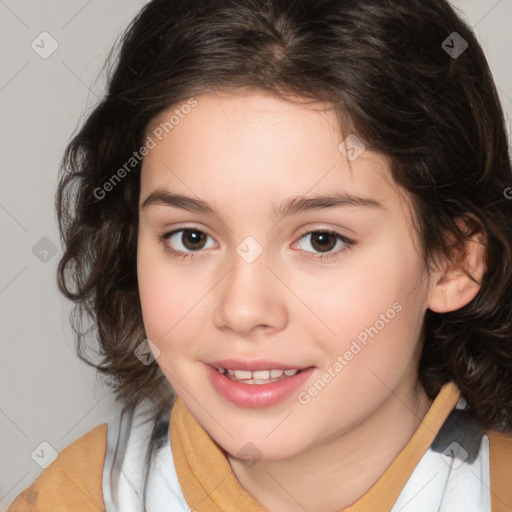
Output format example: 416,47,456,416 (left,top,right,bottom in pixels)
137,90,432,461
